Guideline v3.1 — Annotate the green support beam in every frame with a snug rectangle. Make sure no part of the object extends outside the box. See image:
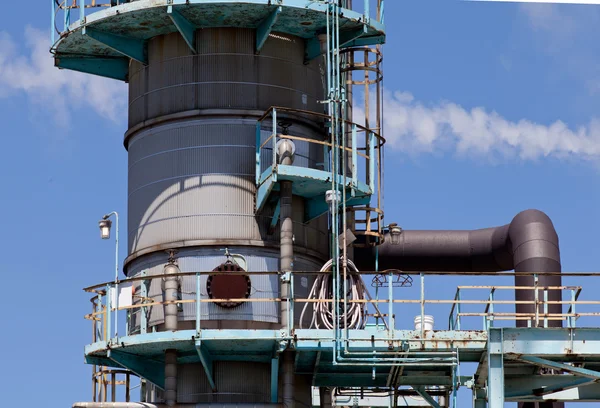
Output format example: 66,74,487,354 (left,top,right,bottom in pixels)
83,27,147,64
195,341,217,392
413,387,442,408
514,355,600,379
55,57,129,81
167,6,197,54
256,6,282,53
304,37,322,62
108,349,165,389
506,375,600,401
339,26,367,48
